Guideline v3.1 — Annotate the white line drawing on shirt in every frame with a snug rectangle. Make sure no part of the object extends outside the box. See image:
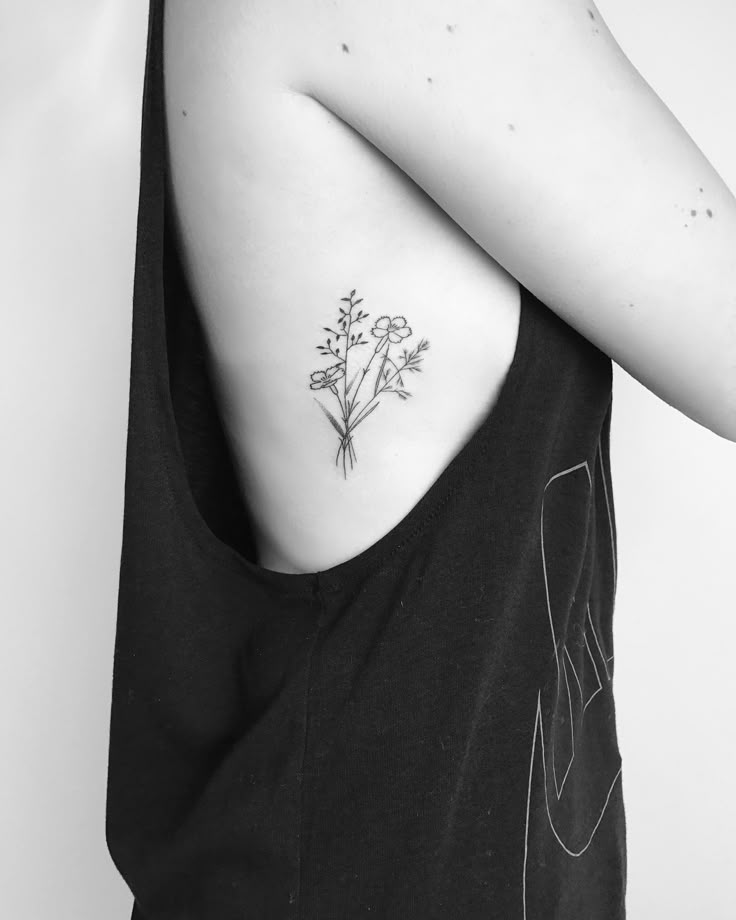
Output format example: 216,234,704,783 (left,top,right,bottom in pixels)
563,646,583,701
521,445,622,919
598,431,617,595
